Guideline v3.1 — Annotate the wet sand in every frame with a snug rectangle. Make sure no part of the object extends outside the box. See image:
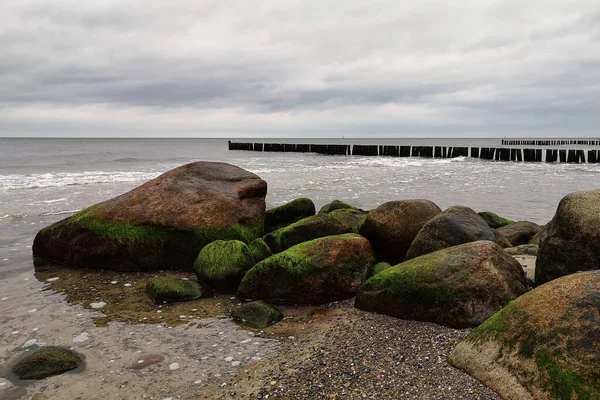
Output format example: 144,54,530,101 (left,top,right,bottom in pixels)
0,245,533,400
